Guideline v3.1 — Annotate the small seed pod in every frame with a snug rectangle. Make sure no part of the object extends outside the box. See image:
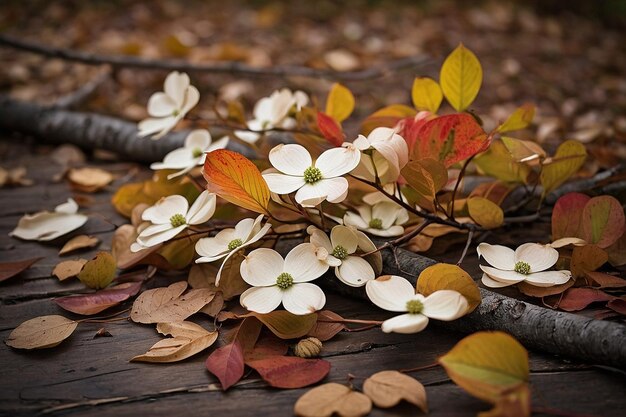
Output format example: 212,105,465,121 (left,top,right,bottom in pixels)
294,337,323,358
